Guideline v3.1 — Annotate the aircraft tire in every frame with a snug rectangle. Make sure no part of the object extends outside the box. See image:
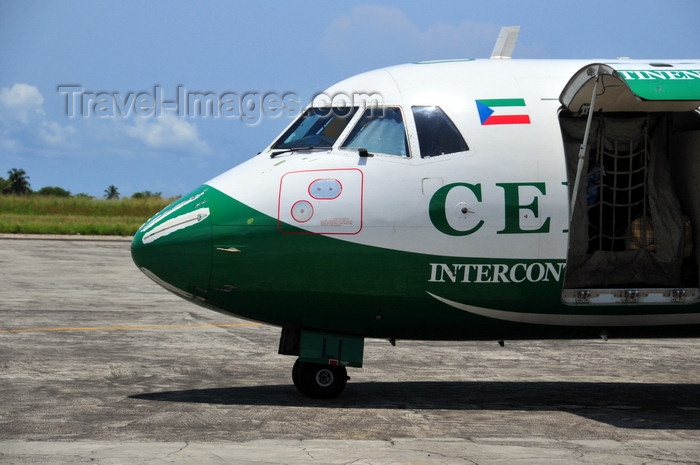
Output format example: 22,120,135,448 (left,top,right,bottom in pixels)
291,358,301,388
292,359,347,398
